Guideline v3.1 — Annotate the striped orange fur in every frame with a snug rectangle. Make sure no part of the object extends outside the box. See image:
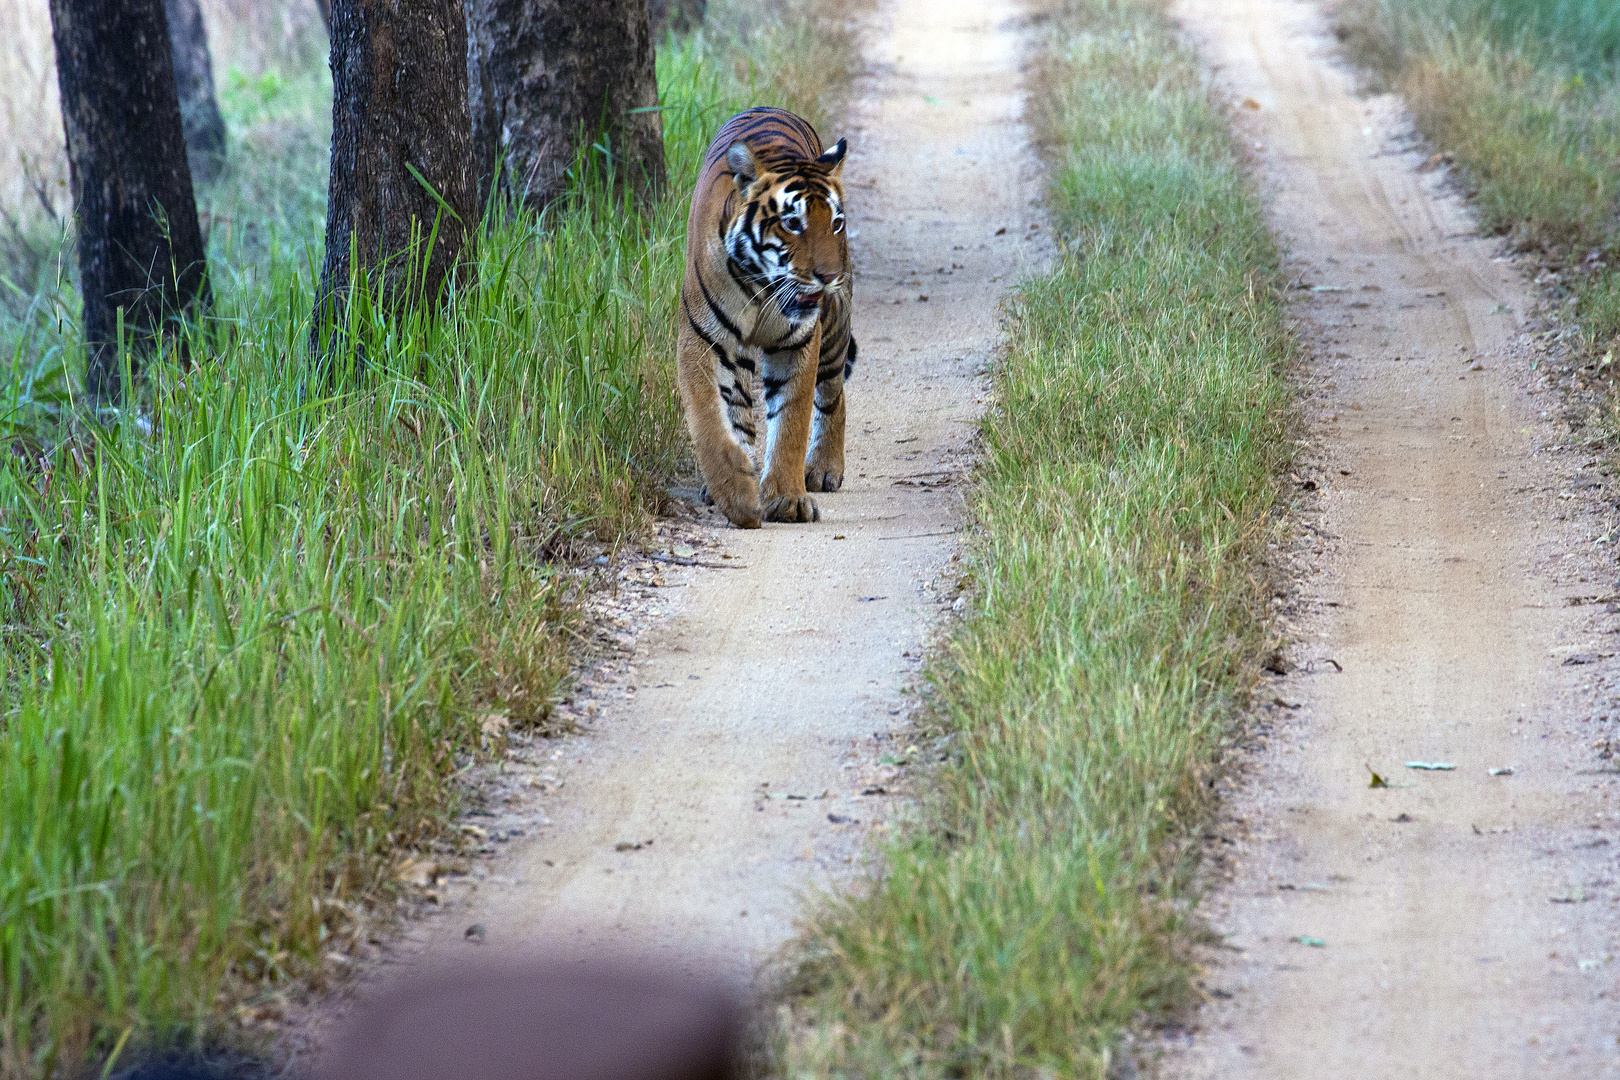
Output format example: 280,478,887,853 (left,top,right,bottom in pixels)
676,107,855,528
